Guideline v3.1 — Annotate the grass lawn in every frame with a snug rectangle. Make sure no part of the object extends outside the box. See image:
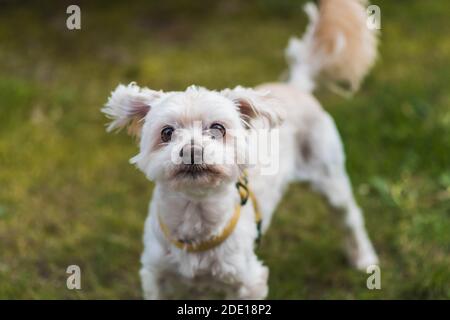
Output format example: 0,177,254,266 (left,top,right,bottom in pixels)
0,0,449,299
